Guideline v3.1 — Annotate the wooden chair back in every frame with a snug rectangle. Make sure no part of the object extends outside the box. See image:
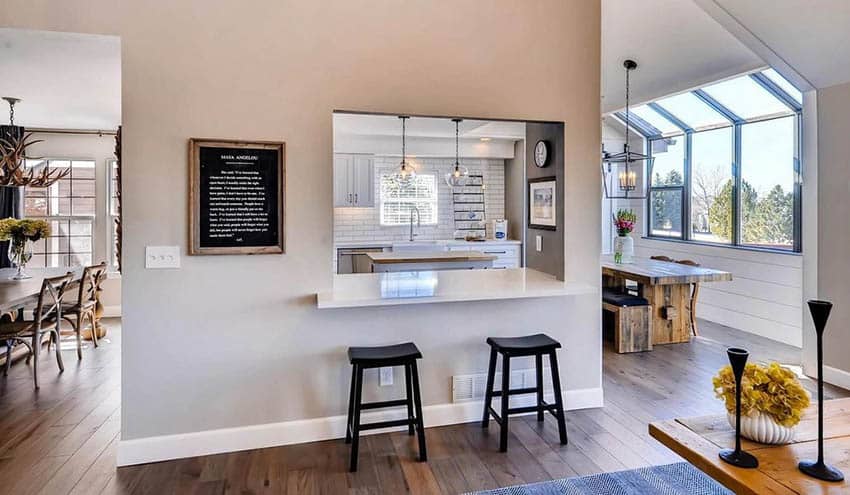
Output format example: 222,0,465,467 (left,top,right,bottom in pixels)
650,255,675,262
76,262,108,305
34,273,75,327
